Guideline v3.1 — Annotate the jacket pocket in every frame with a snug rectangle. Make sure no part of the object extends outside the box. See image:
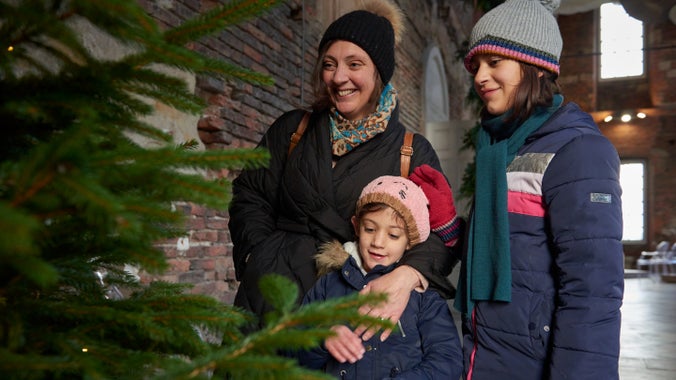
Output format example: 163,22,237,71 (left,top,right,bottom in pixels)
529,292,554,359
